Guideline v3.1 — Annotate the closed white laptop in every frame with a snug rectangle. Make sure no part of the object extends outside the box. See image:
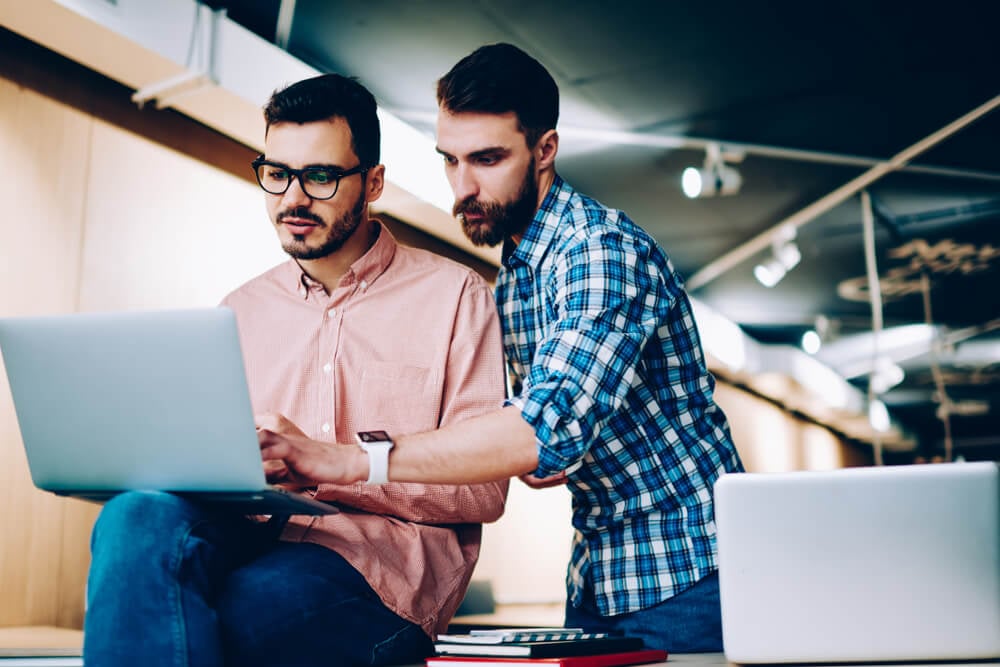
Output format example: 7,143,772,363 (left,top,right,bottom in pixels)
0,308,335,515
715,462,1000,663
